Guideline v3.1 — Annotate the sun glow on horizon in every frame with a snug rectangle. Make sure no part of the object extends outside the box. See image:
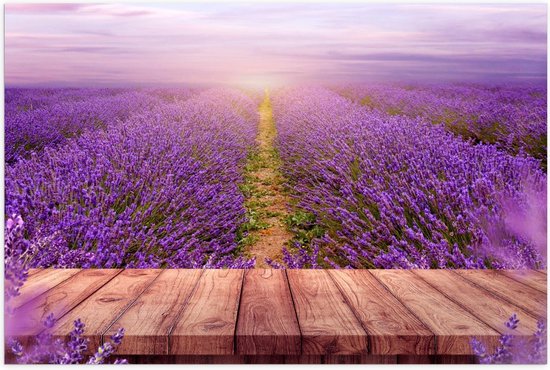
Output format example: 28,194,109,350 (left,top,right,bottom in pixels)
231,74,287,90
